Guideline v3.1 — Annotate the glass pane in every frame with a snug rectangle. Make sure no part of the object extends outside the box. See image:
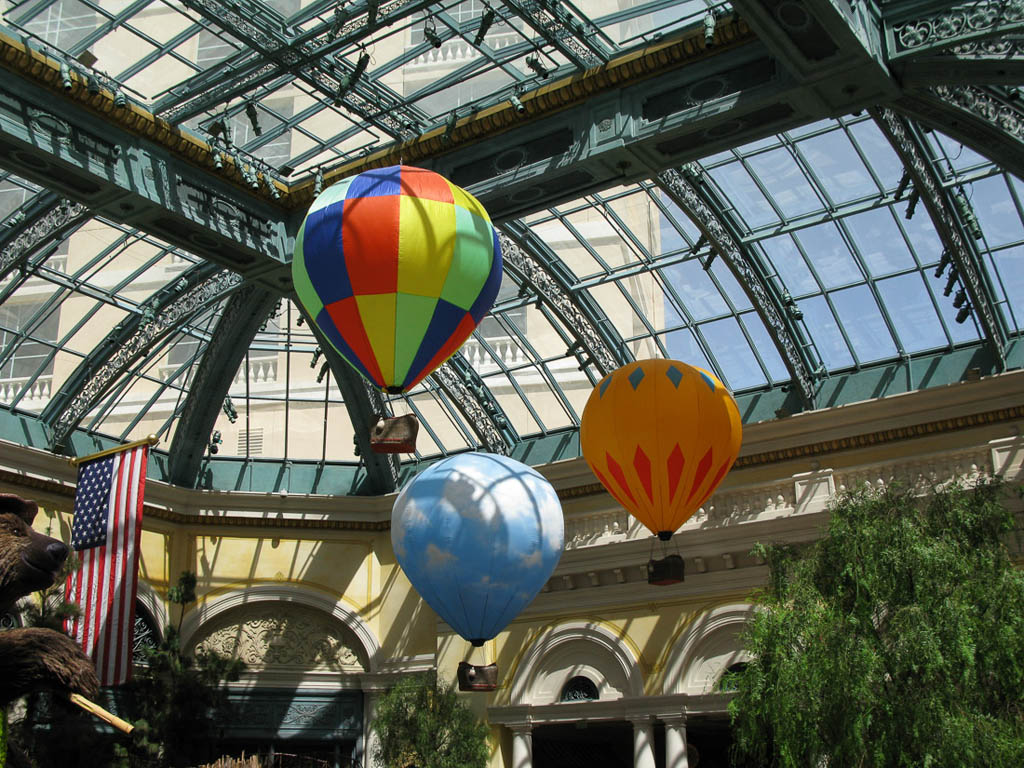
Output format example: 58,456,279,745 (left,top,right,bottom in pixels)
828,285,897,363
845,208,915,277
876,273,947,352
794,224,862,289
